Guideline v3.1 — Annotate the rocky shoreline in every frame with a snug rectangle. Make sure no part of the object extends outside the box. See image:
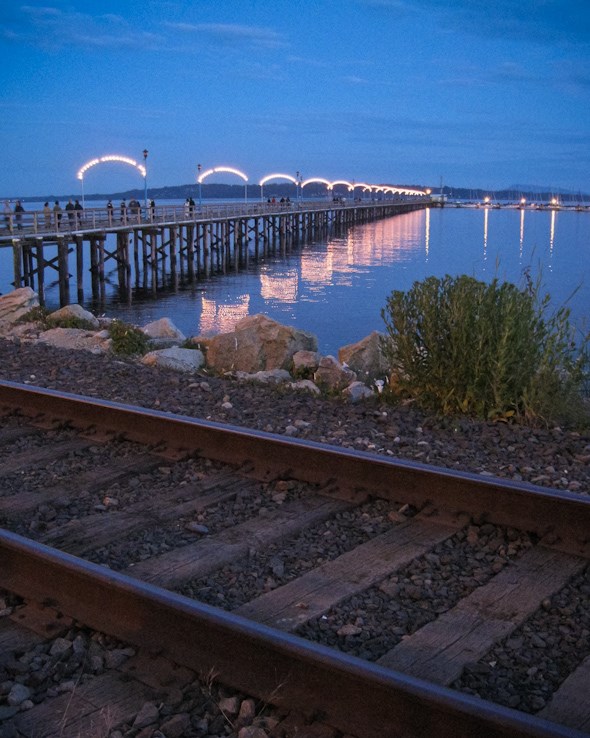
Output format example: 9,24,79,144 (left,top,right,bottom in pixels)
0,288,588,495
